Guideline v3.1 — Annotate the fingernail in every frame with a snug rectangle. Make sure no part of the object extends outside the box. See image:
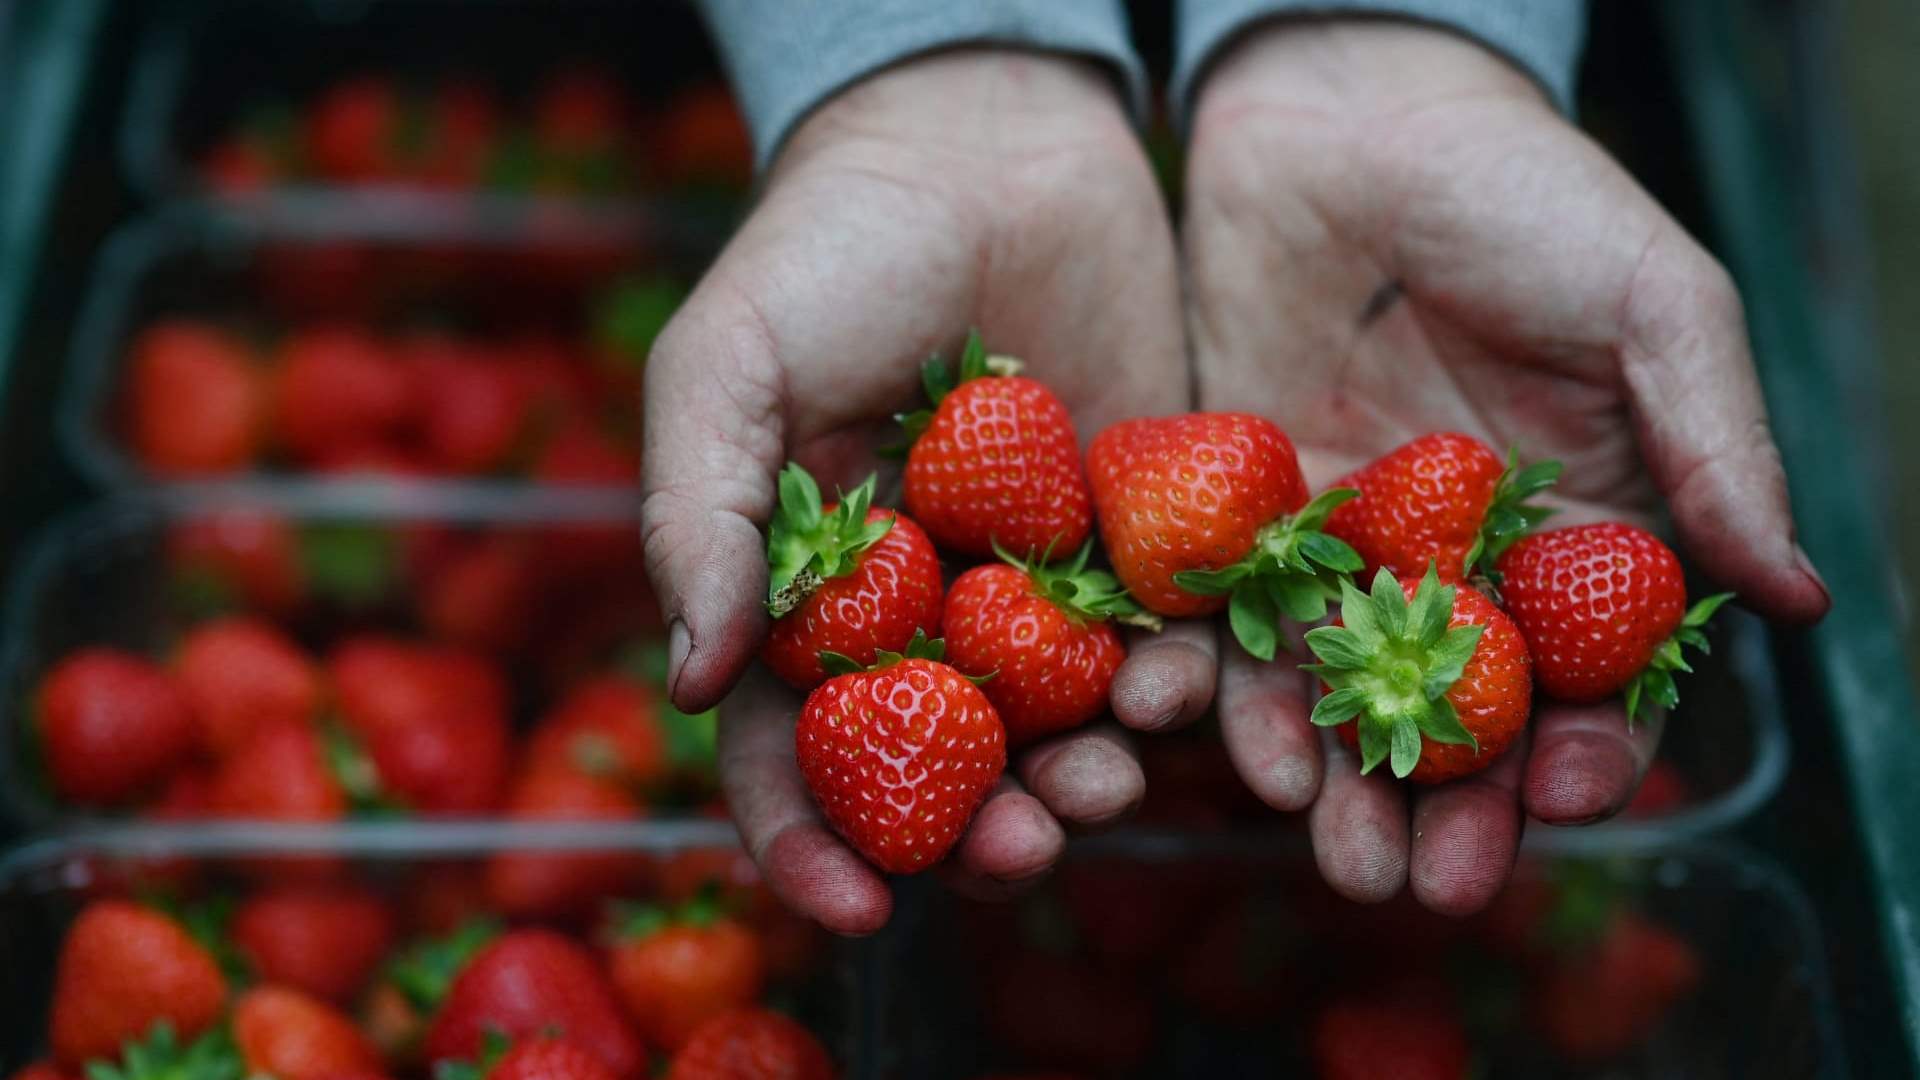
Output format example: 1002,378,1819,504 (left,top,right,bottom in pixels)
1793,544,1831,604
666,618,692,699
